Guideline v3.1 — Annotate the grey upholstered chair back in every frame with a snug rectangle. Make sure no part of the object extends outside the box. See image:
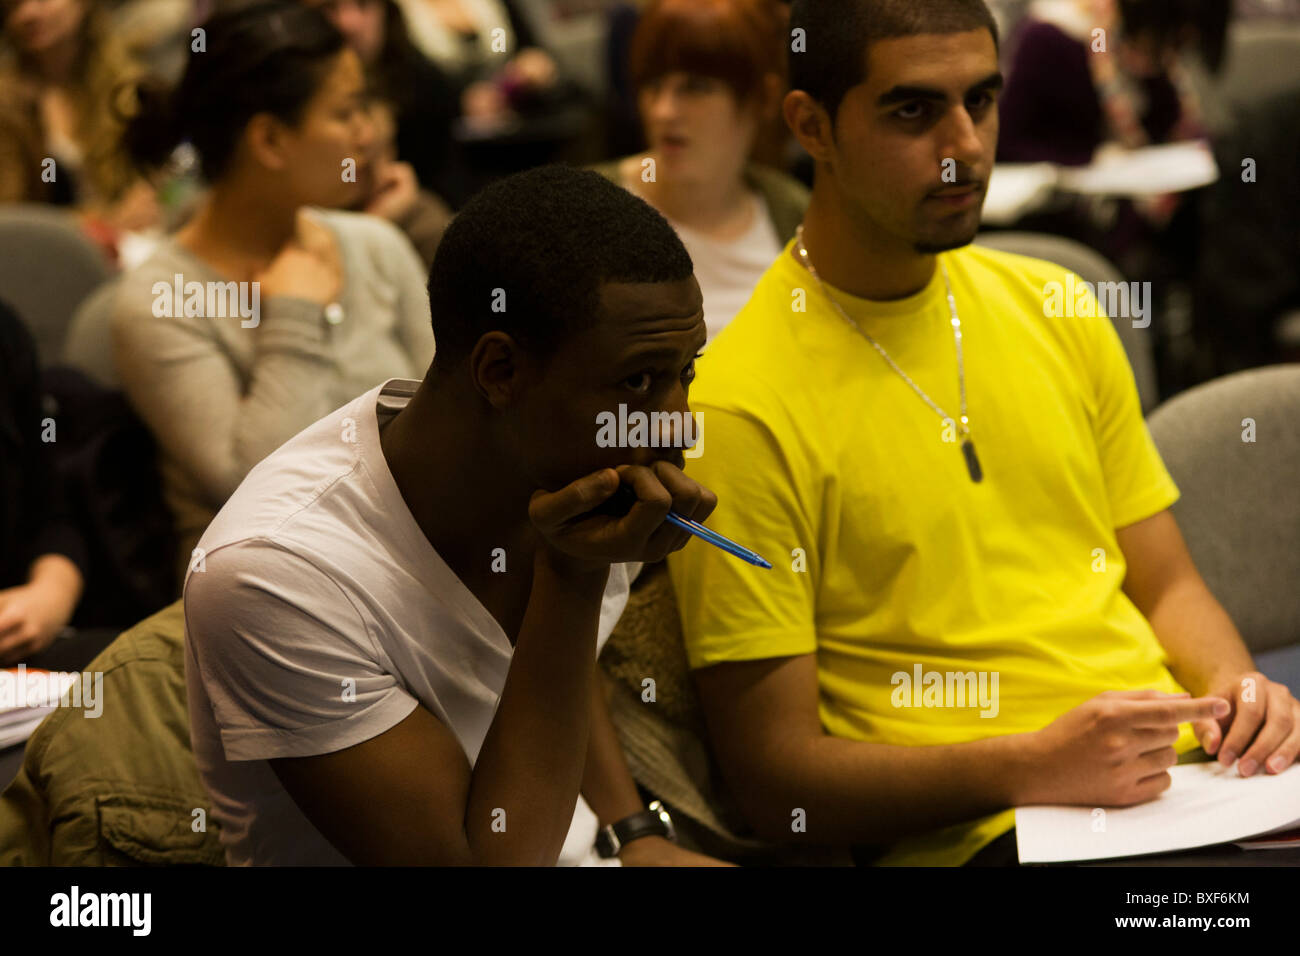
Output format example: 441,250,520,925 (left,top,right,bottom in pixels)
0,205,112,365
975,230,1159,413
1146,365,1300,655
